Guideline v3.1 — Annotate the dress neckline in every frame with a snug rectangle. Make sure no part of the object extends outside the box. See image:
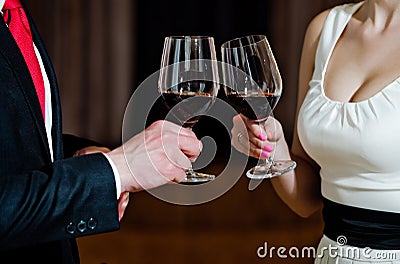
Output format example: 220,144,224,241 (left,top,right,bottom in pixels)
320,1,400,105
